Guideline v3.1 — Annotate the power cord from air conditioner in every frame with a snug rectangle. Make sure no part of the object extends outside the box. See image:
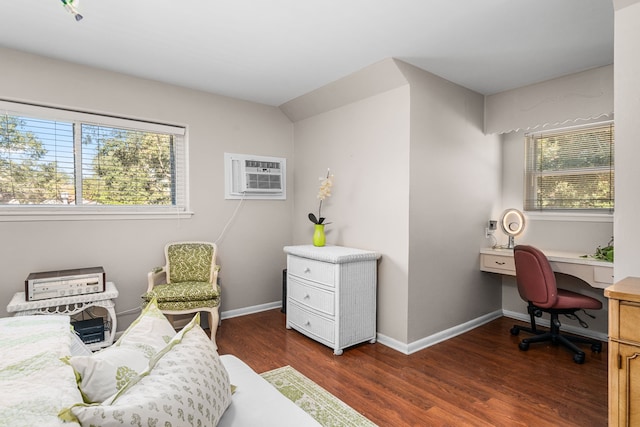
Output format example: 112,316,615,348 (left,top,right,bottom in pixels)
214,192,247,245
